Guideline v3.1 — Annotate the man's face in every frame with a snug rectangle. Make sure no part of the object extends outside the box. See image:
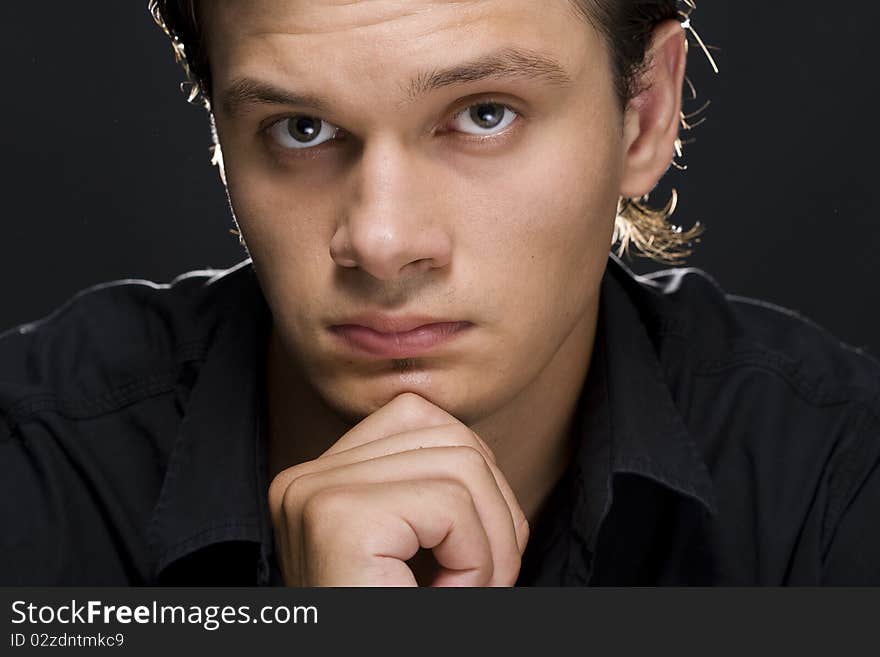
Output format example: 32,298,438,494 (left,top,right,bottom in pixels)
205,0,627,424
